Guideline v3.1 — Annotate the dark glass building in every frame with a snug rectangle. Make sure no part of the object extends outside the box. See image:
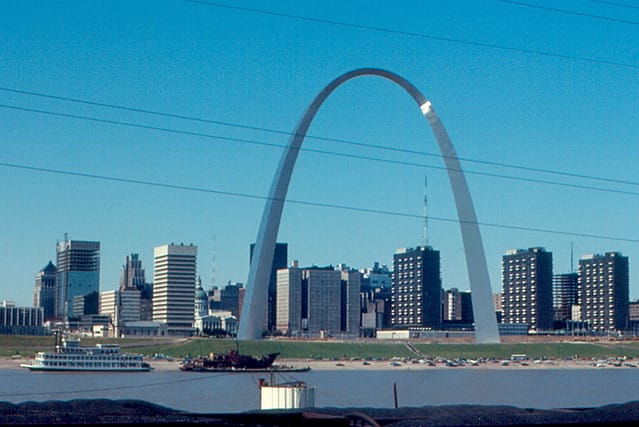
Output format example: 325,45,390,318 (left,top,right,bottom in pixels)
34,261,57,321
501,247,553,332
56,238,100,320
578,252,629,333
553,273,578,322
391,246,442,329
